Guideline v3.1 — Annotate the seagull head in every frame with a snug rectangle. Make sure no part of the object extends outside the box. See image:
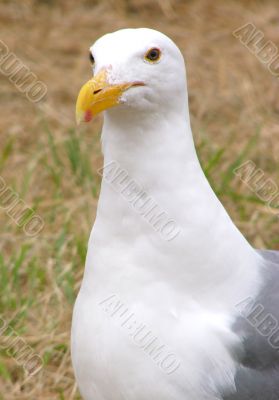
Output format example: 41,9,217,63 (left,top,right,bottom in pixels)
76,28,187,124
